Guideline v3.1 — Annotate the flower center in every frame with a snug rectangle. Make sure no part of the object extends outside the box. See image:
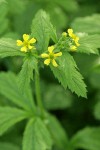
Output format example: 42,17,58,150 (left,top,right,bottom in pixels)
49,53,54,59
23,41,29,48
